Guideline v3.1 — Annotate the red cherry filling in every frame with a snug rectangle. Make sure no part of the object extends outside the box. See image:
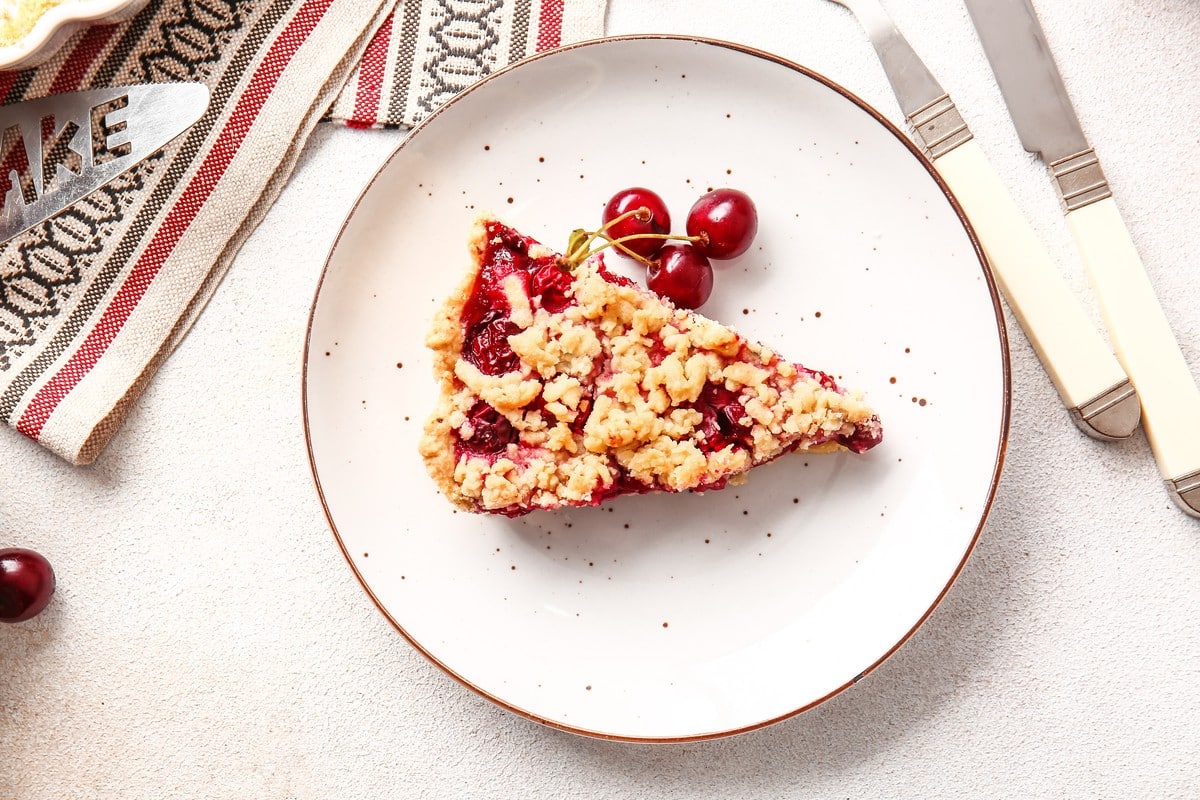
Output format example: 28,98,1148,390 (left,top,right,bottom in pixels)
799,366,840,391
647,337,671,366
590,469,654,505
841,418,883,453
458,401,519,457
529,258,573,314
464,310,520,375
690,383,751,454
497,227,530,255
567,396,593,435
461,222,582,376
